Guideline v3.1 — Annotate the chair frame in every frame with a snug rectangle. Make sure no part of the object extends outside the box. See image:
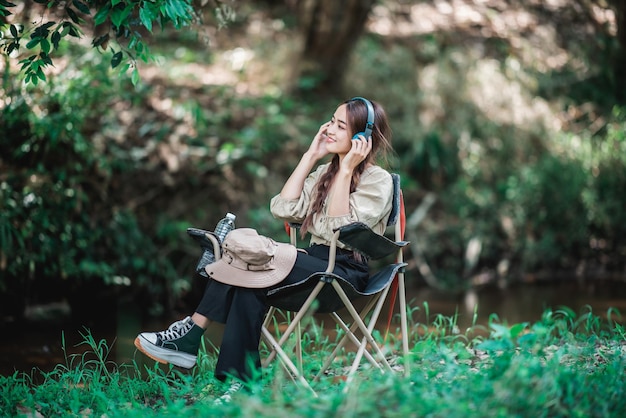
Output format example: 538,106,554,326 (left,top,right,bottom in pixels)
260,173,410,393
